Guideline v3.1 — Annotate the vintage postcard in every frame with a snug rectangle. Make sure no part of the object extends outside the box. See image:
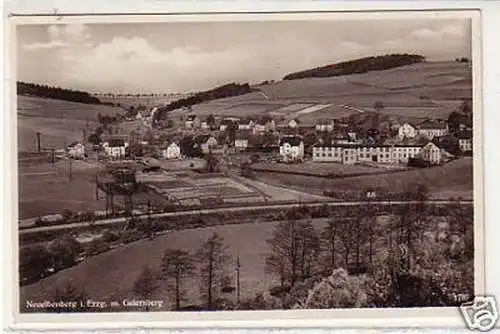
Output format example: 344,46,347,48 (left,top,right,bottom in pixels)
6,9,488,330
